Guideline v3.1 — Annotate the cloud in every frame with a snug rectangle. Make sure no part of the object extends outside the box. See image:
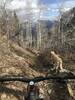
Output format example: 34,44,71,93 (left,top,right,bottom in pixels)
41,0,75,20
64,0,75,10
7,0,26,10
6,0,75,21
31,0,38,8
7,0,39,10
40,9,59,20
